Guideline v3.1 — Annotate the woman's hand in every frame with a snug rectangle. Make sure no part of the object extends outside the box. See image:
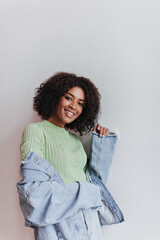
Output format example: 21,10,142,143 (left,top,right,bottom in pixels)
93,124,109,138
